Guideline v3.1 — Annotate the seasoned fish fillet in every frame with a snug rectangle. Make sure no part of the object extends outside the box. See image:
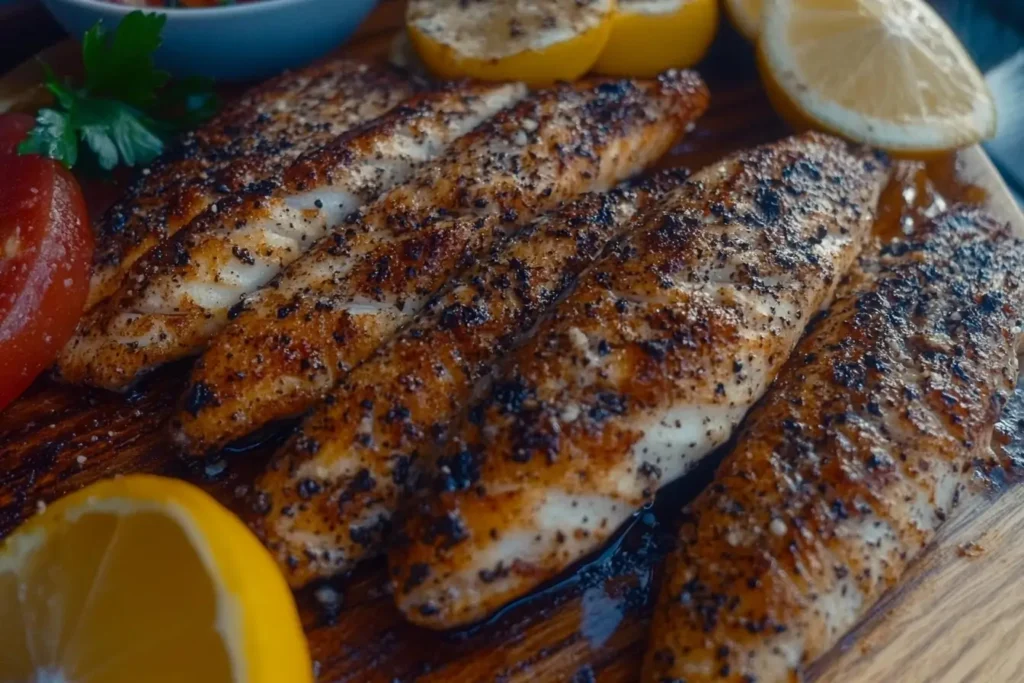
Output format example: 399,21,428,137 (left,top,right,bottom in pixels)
389,133,892,628
172,71,710,455
58,82,527,389
87,58,414,309
643,207,1024,683
257,171,688,586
